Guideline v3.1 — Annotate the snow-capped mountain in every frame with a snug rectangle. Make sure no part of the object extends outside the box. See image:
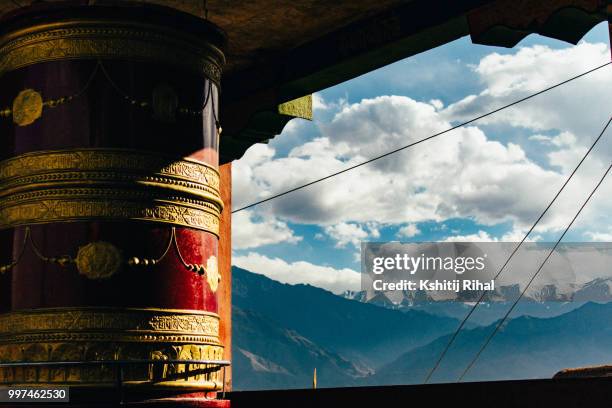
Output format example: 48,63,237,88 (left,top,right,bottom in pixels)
343,277,612,305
